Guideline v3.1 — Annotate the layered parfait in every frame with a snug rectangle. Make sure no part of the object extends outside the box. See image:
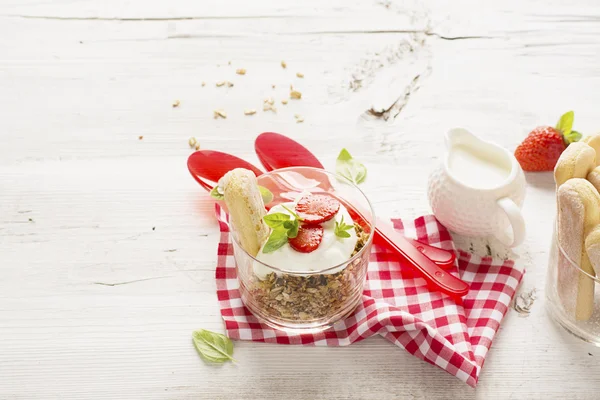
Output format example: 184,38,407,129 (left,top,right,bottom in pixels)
219,168,372,329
